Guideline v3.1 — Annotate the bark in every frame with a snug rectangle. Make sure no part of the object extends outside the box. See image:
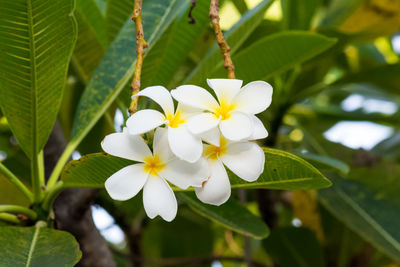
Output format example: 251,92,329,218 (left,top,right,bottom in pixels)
44,122,116,267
